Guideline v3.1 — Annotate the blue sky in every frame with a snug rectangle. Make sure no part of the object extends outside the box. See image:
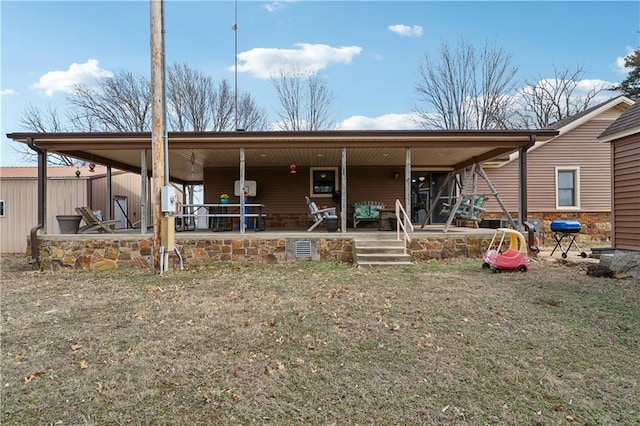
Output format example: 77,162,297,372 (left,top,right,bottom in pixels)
1,0,638,166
